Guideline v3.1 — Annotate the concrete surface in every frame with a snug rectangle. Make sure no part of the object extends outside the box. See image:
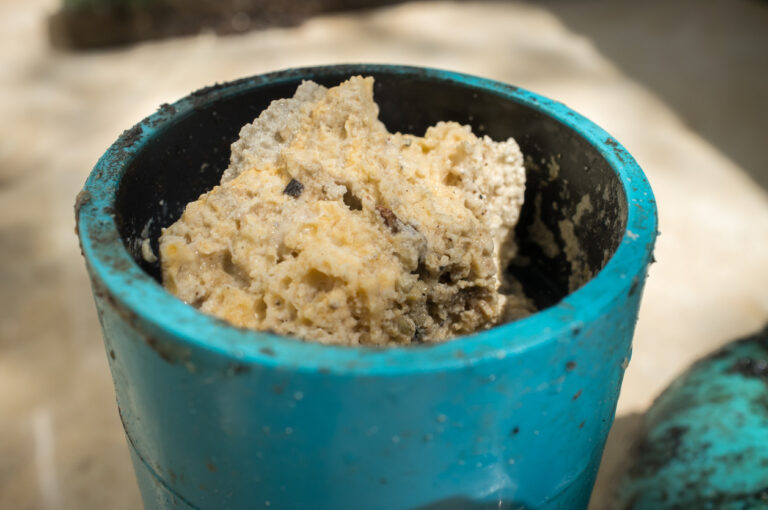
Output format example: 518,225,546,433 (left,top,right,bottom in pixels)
1,0,766,509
